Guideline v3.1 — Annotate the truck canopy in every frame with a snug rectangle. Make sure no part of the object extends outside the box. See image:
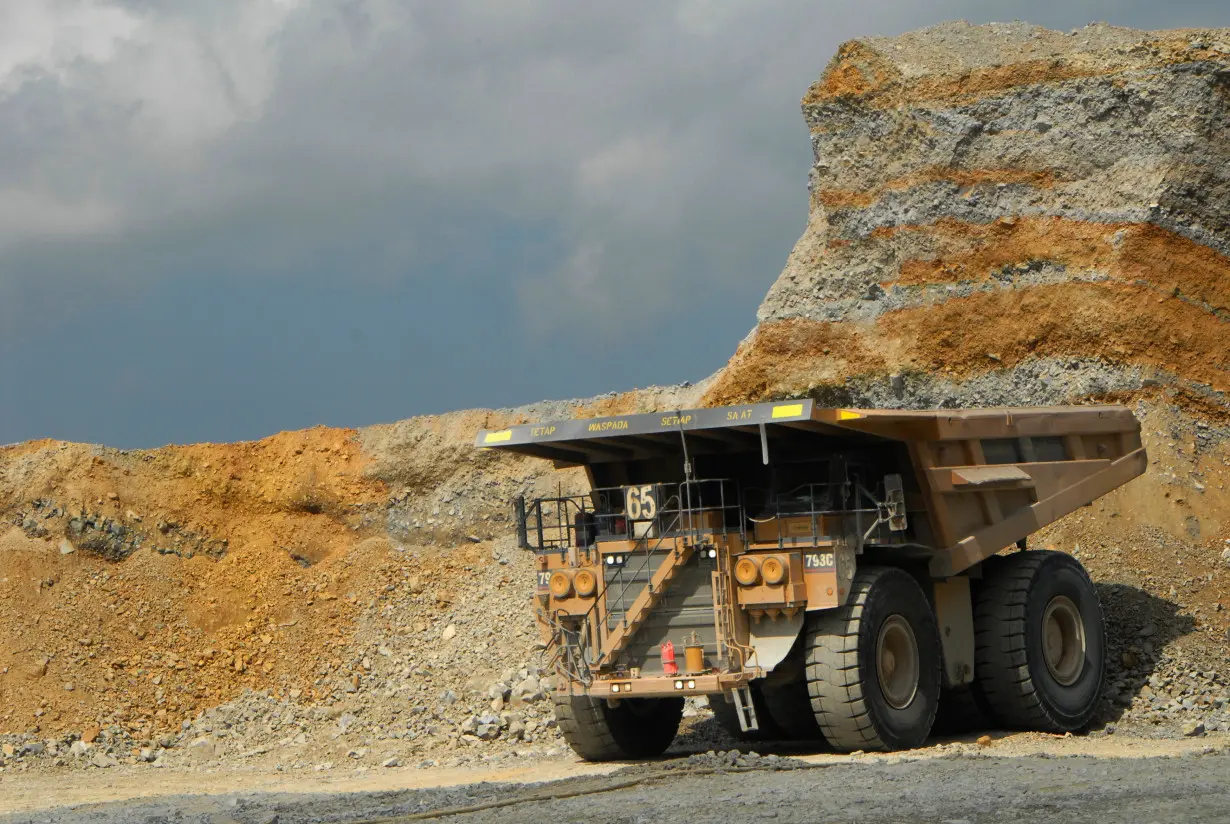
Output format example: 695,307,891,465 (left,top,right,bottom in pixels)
477,400,1138,464
478,400,1146,577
